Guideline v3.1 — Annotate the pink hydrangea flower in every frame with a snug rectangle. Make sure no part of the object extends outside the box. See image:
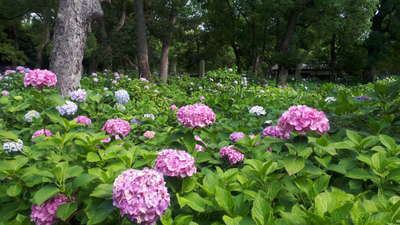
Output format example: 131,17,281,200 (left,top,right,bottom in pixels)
101,137,111,143
113,168,170,225
1,90,9,96
30,194,69,225
278,105,330,134
229,132,245,142
195,144,204,152
74,115,91,125
177,103,216,128
32,129,53,139
102,118,131,138
220,146,244,165
199,96,205,101
24,69,57,88
170,104,178,111
154,149,197,178
4,70,16,75
143,131,155,139
262,125,290,139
